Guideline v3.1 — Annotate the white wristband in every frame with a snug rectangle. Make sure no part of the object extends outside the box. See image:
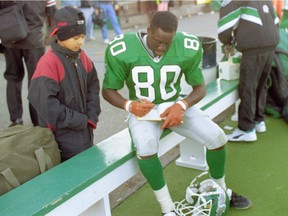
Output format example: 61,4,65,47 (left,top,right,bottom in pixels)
125,100,132,112
176,100,187,111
